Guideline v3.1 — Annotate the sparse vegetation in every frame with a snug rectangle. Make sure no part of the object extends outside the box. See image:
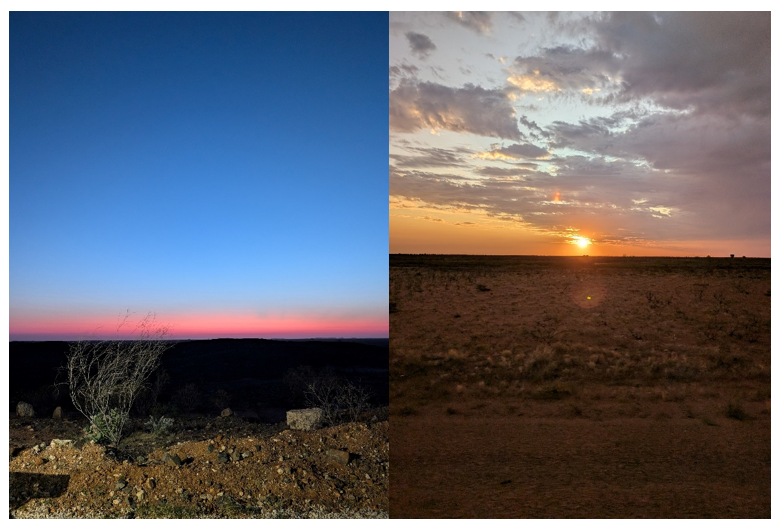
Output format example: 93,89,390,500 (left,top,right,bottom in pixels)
529,316,563,345
389,254,770,518
145,414,174,435
284,366,373,425
62,312,172,445
171,383,203,414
